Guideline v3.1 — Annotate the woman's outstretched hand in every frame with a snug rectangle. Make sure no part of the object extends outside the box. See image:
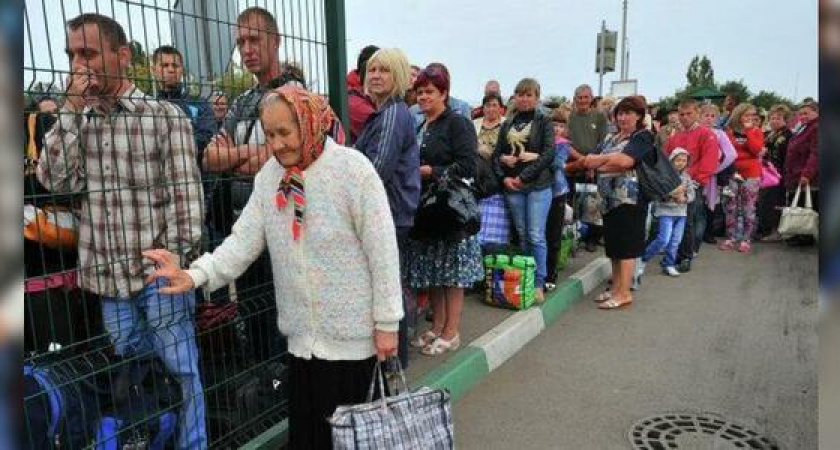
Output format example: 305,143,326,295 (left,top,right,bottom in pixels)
143,249,195,295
